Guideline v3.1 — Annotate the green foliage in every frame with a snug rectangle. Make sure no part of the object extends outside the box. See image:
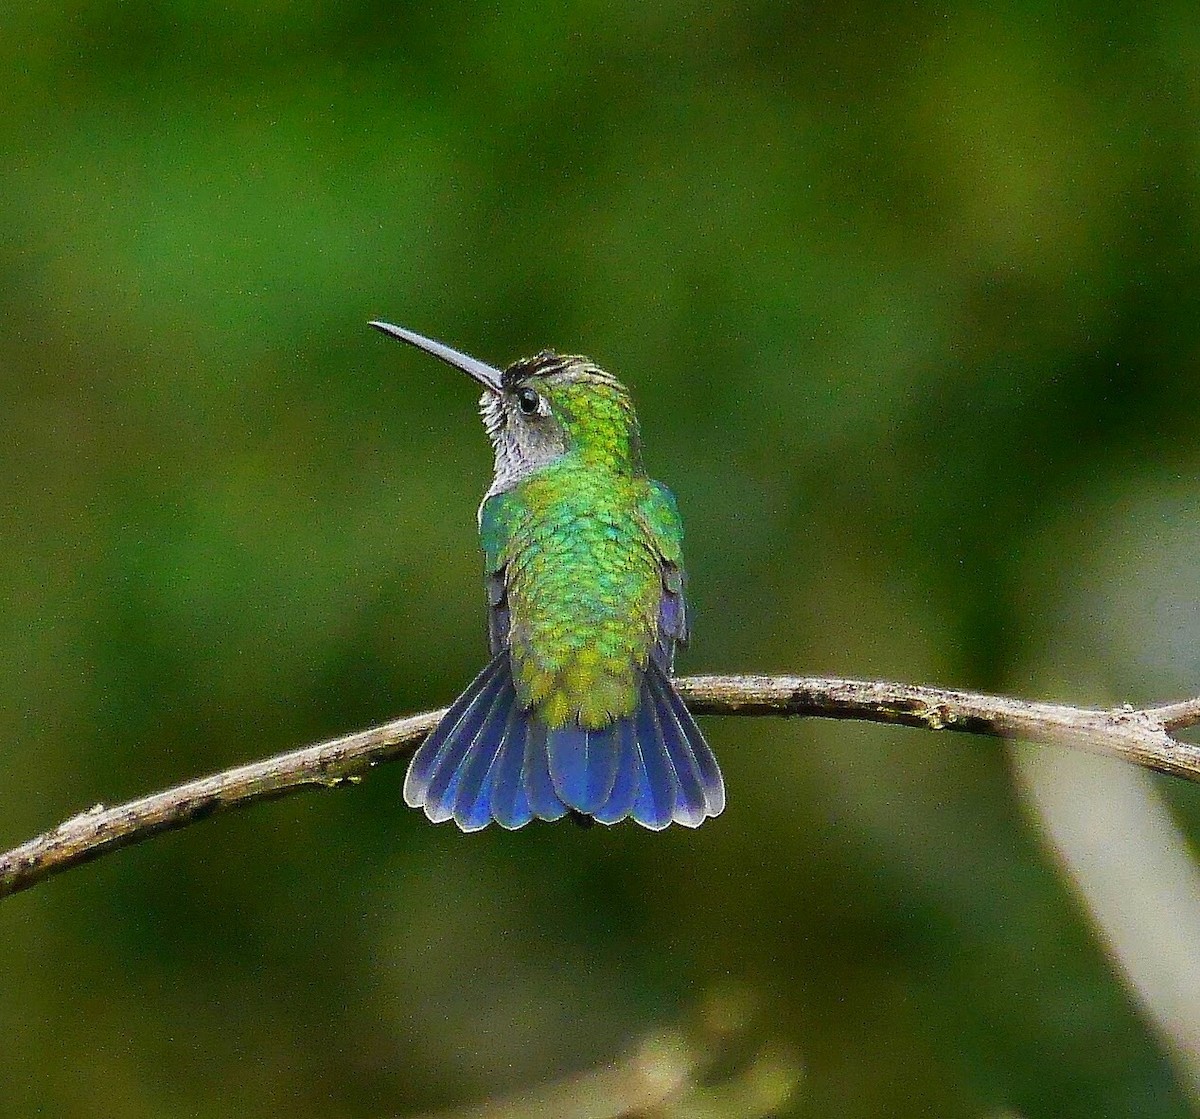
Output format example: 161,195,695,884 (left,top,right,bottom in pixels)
2,2,1200,1116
